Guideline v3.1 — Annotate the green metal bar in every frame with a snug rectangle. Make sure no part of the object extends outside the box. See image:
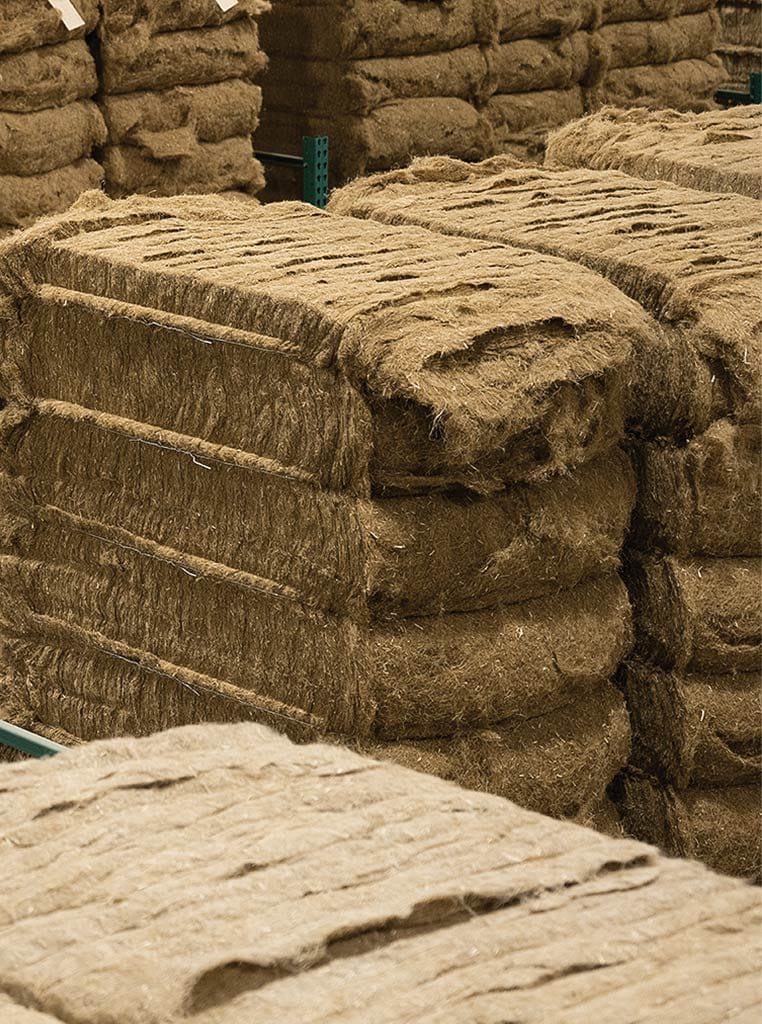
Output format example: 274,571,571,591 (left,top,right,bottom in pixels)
302,135,329,210
750,72,761,105
0,720,66,758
